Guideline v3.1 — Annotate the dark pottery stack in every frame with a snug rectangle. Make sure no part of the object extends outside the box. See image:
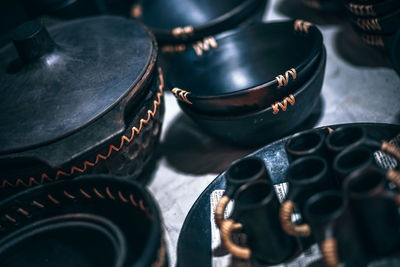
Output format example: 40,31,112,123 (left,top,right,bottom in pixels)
0,16,165,199
164,20,326,146
344,0,400,75
0,175,168,267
